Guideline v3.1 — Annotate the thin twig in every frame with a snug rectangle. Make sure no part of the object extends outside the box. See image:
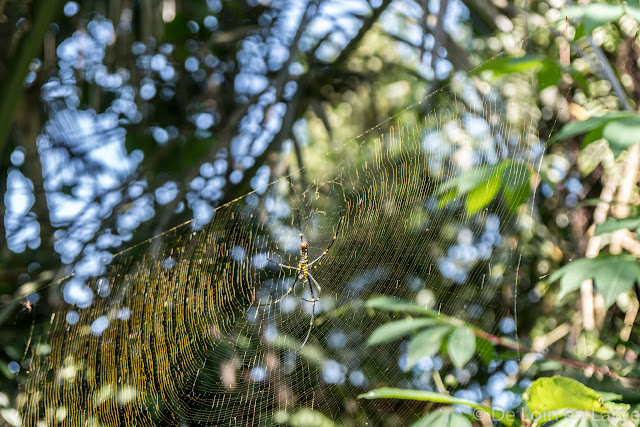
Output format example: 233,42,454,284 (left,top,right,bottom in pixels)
565,0,632,111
